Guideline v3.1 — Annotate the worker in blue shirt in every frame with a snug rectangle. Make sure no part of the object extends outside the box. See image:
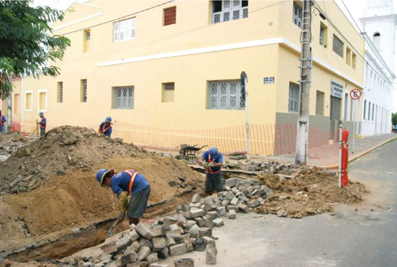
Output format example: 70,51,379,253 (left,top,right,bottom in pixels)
37,112,46,137
96,168,150,225
0,110,6,134
98,117,112,137
199,147,224,195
